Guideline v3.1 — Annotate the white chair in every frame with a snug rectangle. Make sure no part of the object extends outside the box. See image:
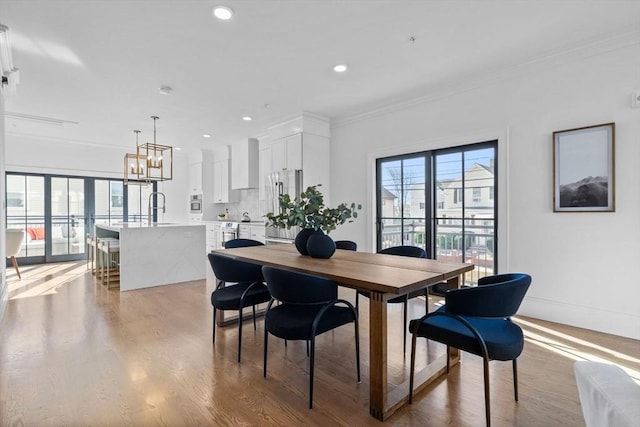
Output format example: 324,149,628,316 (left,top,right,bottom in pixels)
6,229,25,280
